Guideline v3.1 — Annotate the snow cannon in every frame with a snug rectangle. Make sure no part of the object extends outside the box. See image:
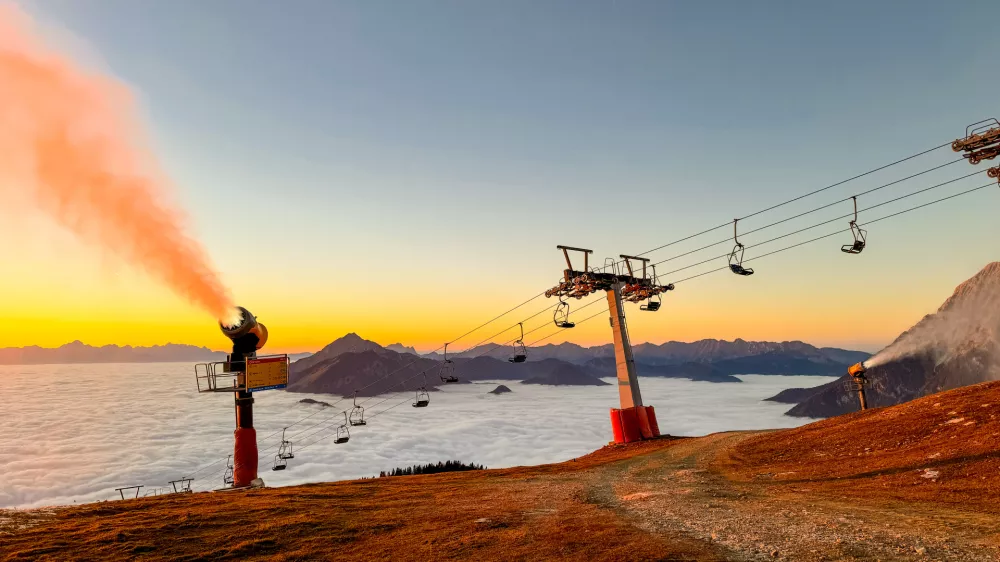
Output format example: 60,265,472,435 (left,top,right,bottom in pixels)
195,307,288,490
846,362,869,411
219,306,267,489
848,362,867,378
220,306,268,350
